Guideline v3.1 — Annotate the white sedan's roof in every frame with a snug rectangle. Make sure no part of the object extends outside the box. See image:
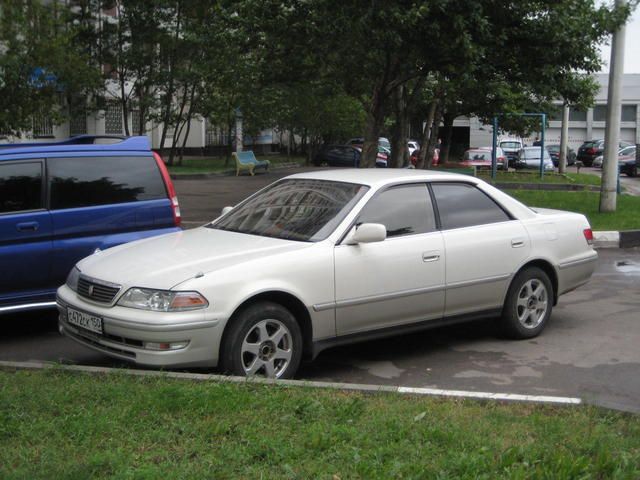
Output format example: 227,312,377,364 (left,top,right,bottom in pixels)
287,168,480,188
286,168,536,220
